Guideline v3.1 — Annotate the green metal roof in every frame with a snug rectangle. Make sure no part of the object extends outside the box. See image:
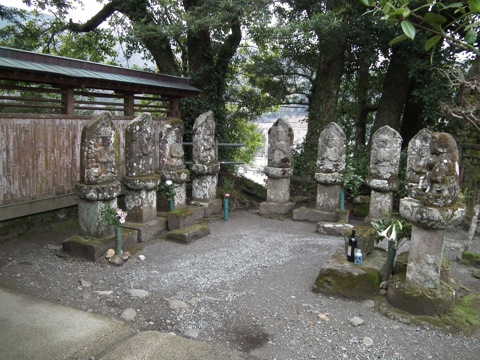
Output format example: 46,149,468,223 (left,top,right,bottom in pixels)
0,47,201,96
